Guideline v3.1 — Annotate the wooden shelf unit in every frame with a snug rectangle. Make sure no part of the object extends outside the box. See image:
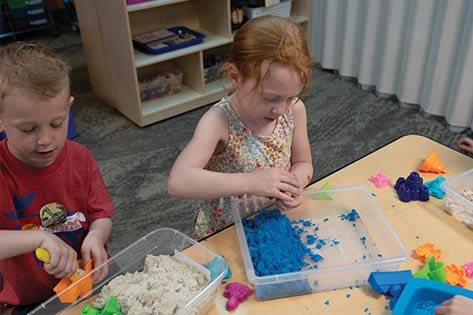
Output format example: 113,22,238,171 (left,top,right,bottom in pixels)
75,0,312,127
